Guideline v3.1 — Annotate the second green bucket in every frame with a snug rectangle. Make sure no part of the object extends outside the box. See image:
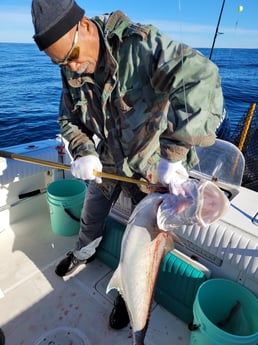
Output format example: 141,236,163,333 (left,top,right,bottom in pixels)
190,278,258,345
47,179,86,236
